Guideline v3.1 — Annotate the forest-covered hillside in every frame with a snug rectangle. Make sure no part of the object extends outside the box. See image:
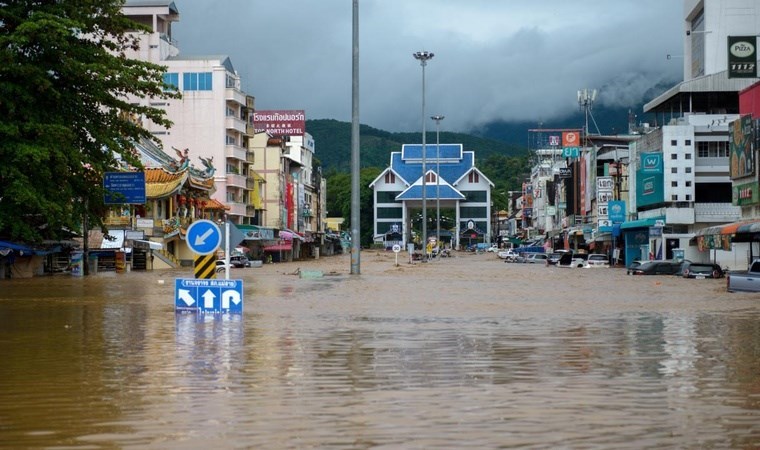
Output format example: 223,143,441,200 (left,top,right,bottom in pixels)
306,119,529,173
